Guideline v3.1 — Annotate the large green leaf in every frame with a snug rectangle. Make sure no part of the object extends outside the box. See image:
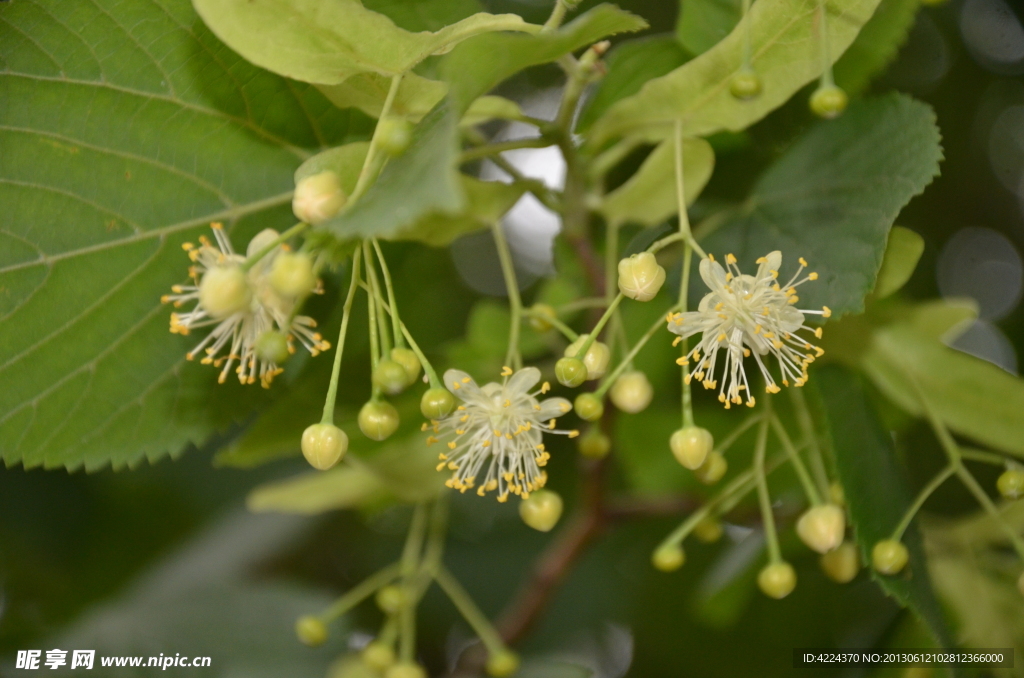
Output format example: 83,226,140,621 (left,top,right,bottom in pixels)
676,0,742,56
588,0,882,145
0,0,364,470
833,0,920,94
318,71,448,122
699,94,941,317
